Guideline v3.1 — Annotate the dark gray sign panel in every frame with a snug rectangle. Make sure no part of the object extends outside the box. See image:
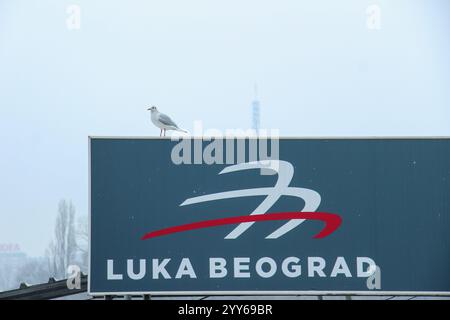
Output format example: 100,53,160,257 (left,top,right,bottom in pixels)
89,137,450,295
